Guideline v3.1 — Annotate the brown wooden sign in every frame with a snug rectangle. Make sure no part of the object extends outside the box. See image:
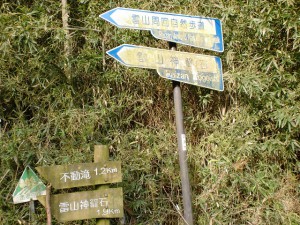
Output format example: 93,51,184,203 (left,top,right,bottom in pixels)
37,187,123,222
36,161,122,189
